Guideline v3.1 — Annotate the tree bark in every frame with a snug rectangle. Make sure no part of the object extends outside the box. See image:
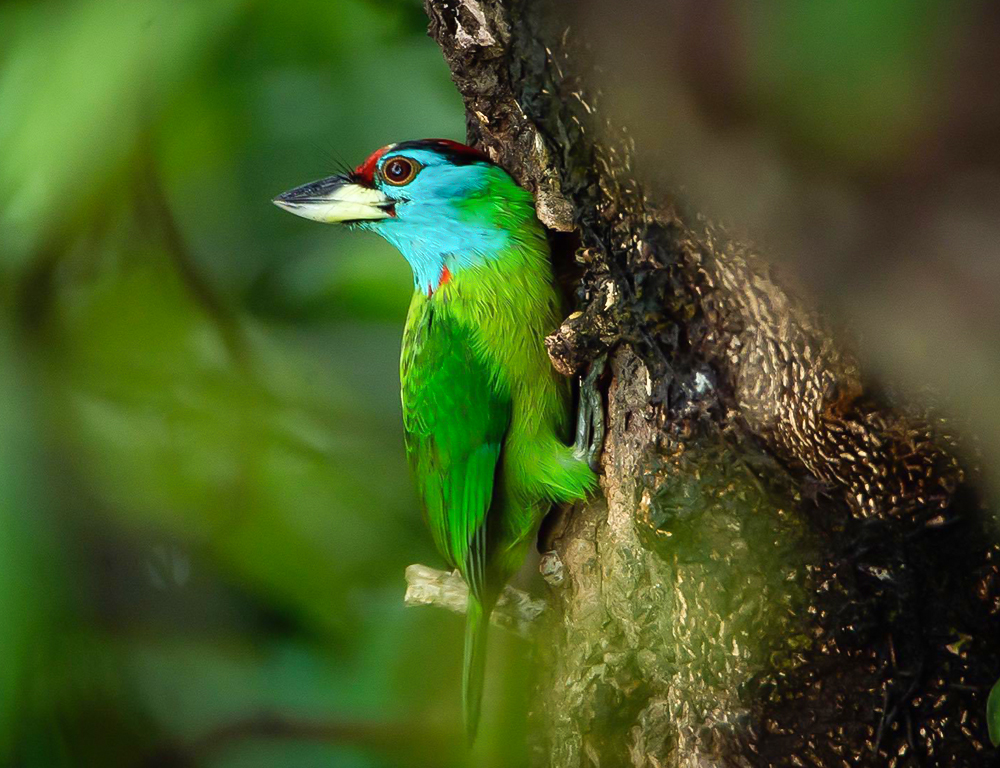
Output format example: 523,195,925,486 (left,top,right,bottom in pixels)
422,1,1000,765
